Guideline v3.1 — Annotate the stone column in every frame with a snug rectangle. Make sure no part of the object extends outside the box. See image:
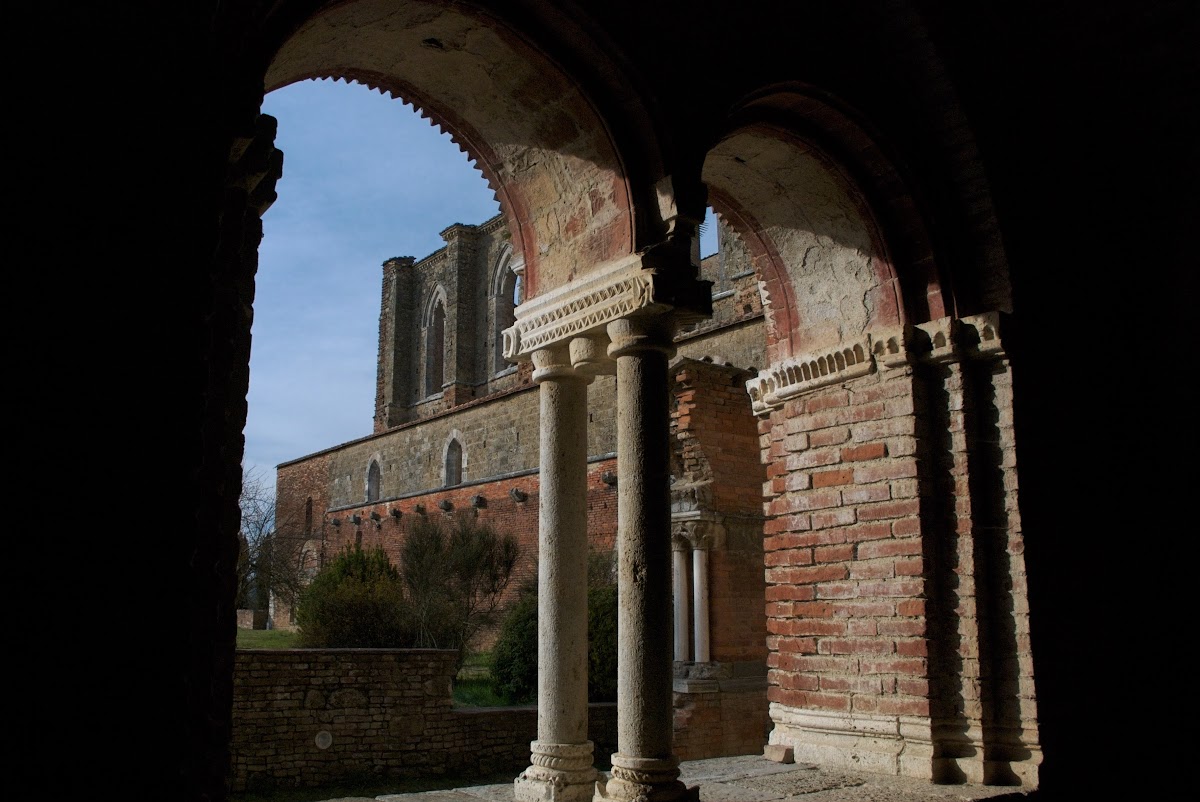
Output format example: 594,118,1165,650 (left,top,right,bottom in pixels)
515,342,598,802
691,547,710,663
672,535,691,662
597,316,692,802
